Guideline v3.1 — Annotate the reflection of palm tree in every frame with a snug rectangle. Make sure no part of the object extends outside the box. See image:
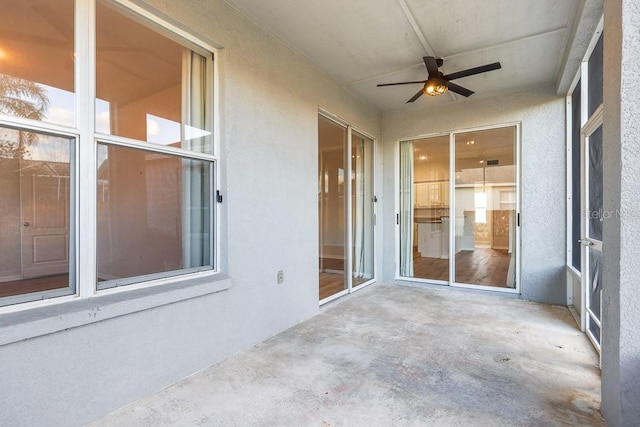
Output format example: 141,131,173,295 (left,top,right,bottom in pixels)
0,73,50,158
